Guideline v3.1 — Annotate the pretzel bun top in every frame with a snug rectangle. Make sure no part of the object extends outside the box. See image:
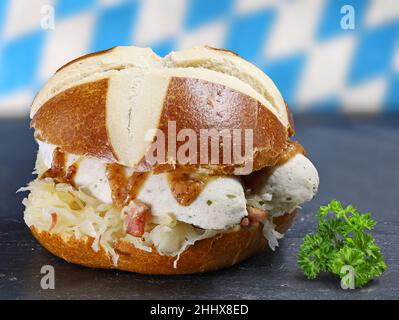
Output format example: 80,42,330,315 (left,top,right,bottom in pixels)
31,46,293,174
